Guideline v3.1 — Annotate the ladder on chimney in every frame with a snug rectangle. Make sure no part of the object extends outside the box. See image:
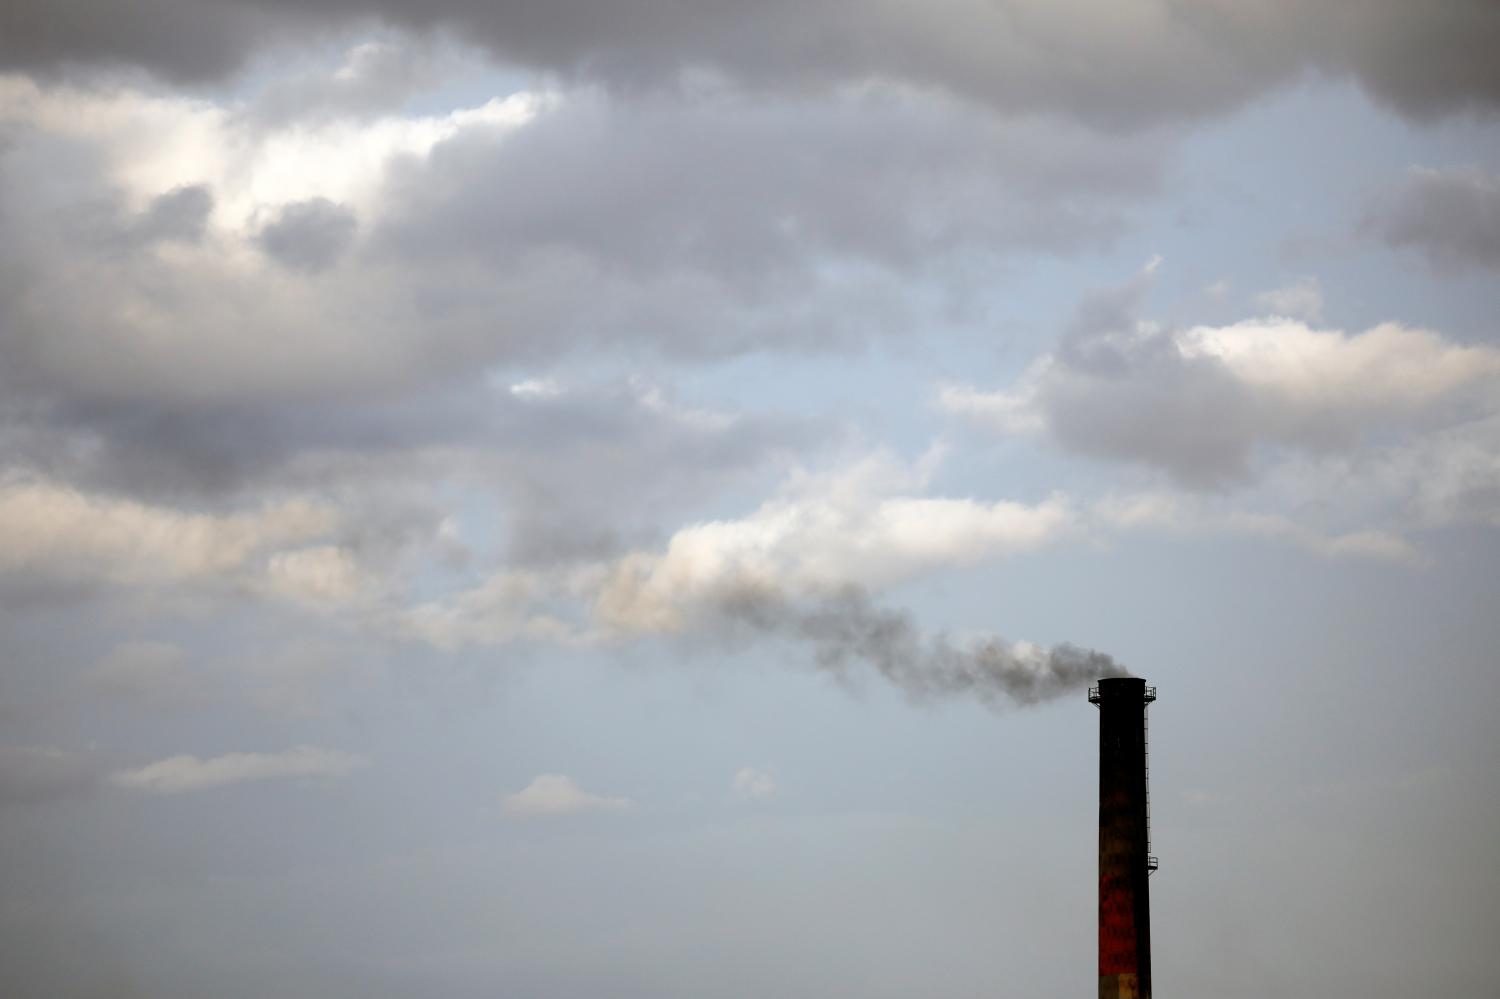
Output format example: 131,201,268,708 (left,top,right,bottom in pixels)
1144,685,1158,874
